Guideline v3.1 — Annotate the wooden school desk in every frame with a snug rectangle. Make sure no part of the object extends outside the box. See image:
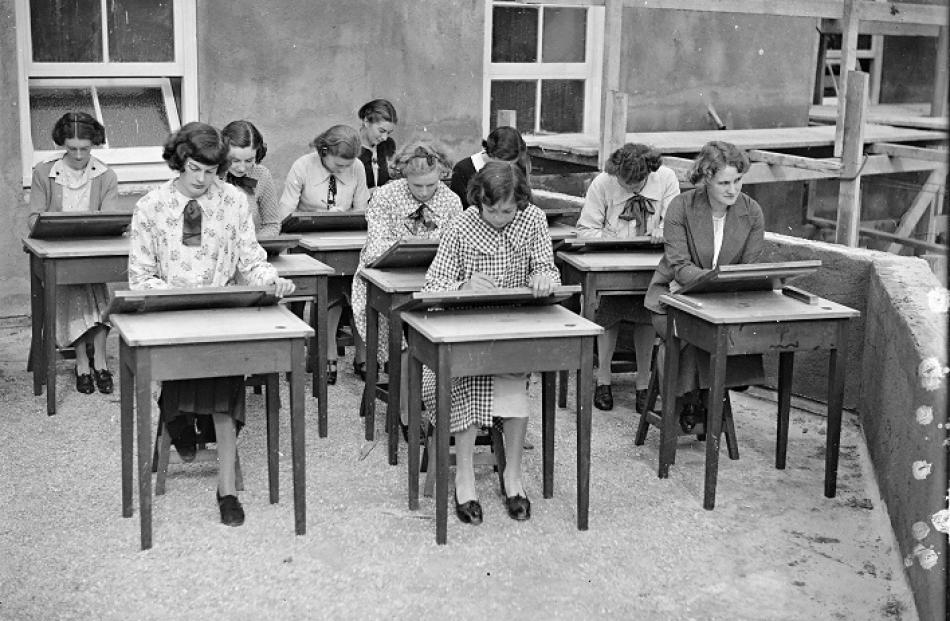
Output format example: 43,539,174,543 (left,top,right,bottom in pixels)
658,288,859,510
267,253,335,436
358,267,427,464
403,300,601,544
111,304,313,550
23,236,129,415
293,230,367,276
555,250,663,406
